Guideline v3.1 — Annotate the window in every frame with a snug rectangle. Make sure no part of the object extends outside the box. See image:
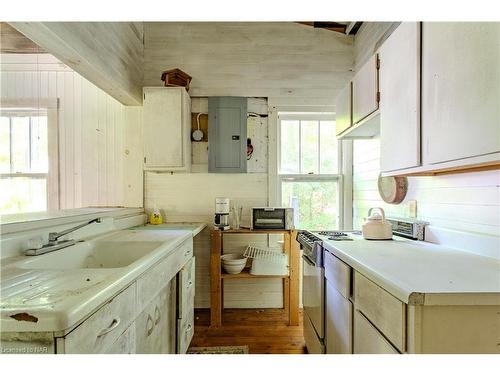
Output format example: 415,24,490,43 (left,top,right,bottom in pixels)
278,114,341,230
0,110,49,214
